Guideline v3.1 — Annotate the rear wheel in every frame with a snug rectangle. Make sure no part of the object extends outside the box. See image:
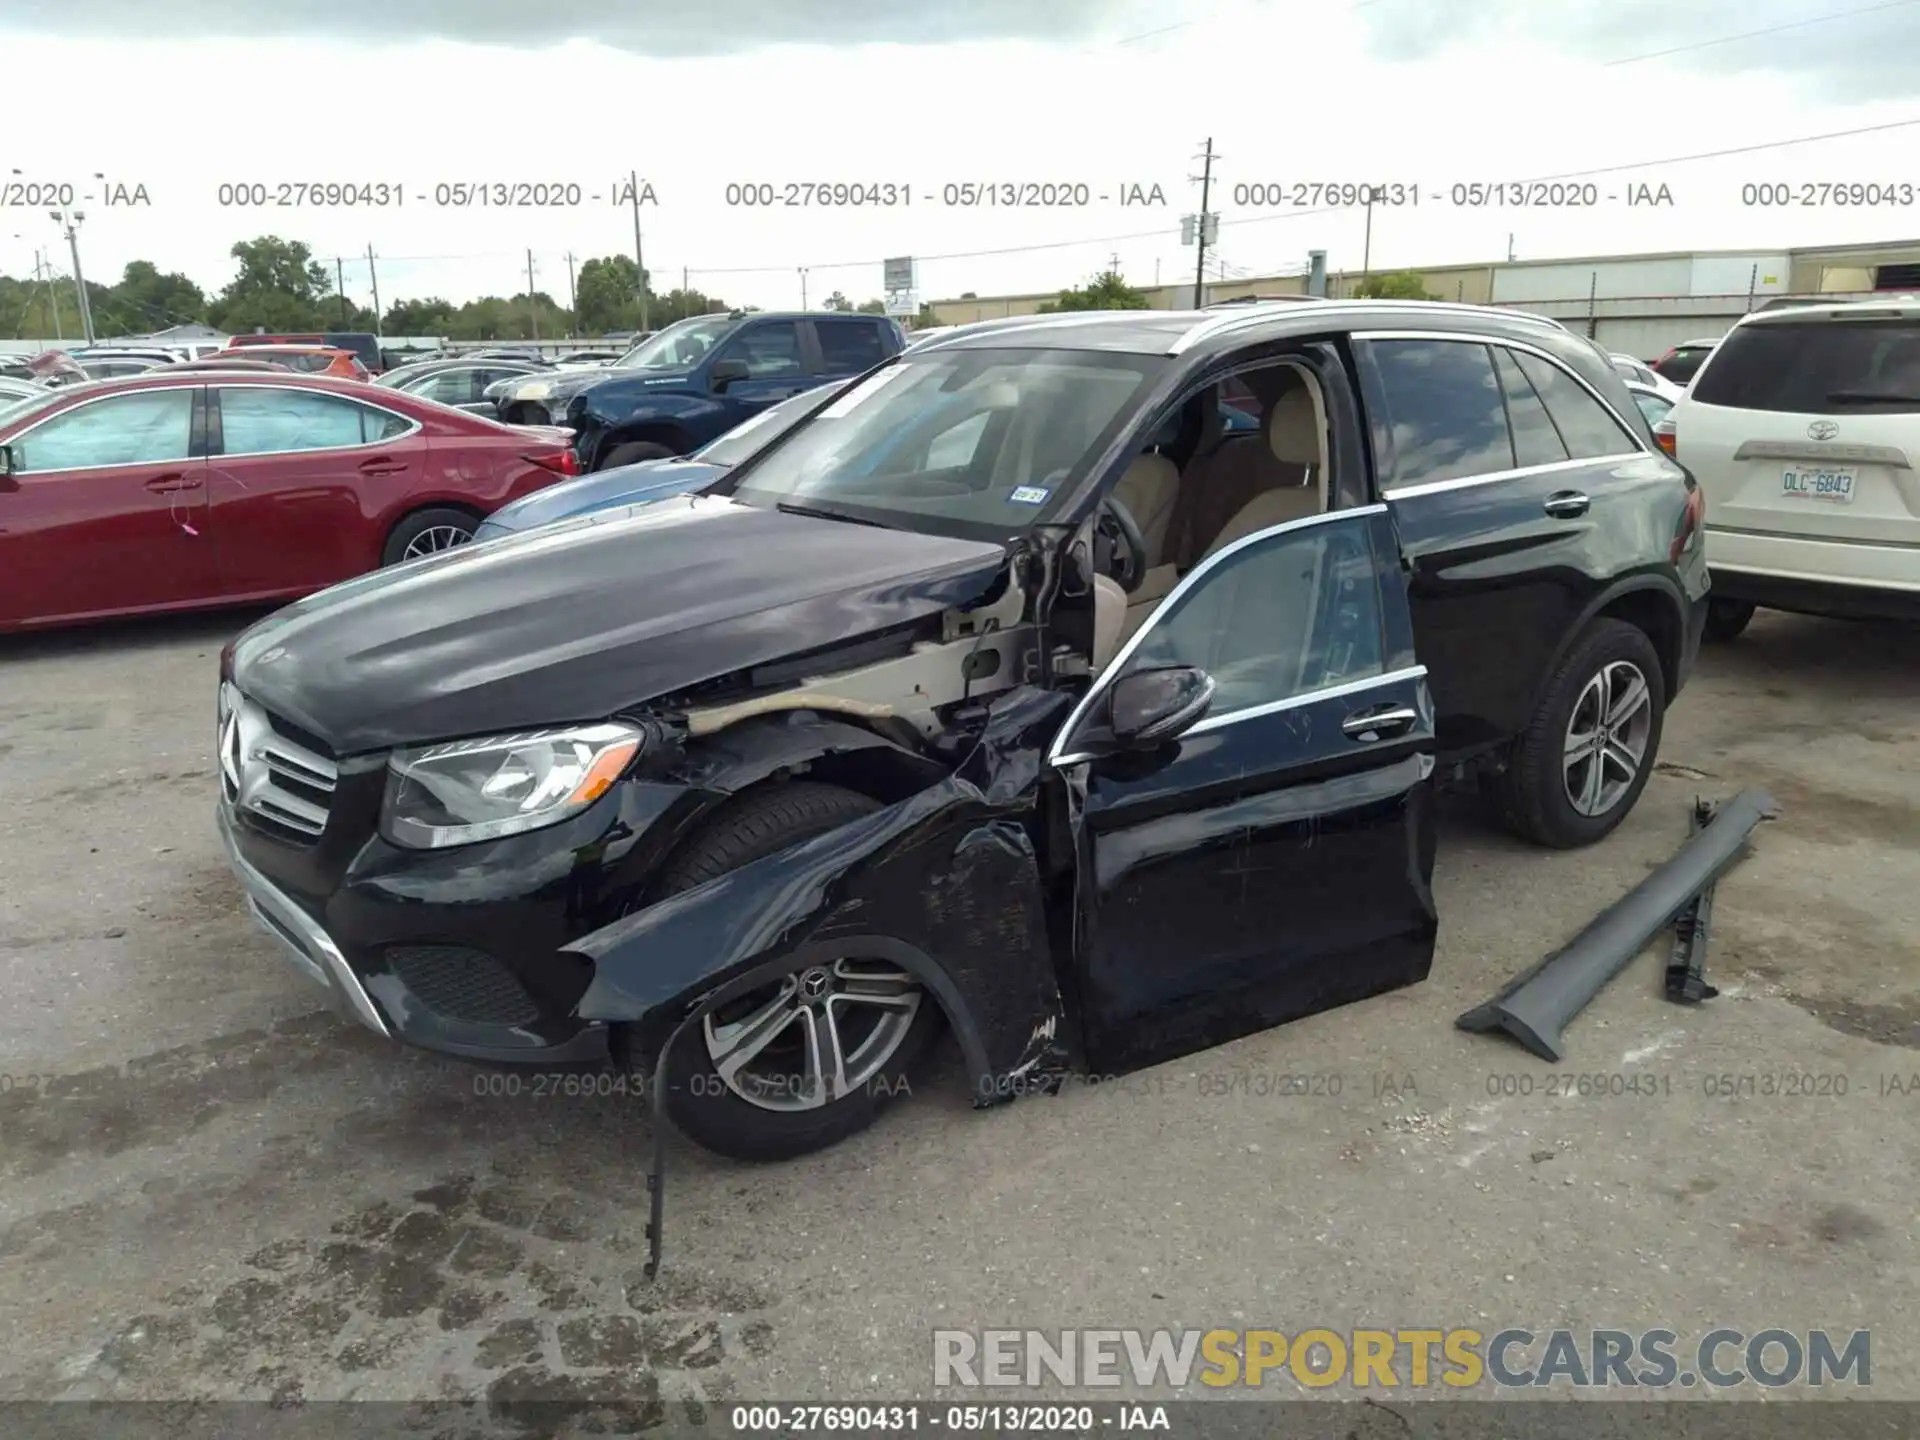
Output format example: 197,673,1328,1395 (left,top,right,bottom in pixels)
599,440,676,471
653,782,942,1162
1703,598,1755,643
1491,619,1666,850
382,507,478,566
